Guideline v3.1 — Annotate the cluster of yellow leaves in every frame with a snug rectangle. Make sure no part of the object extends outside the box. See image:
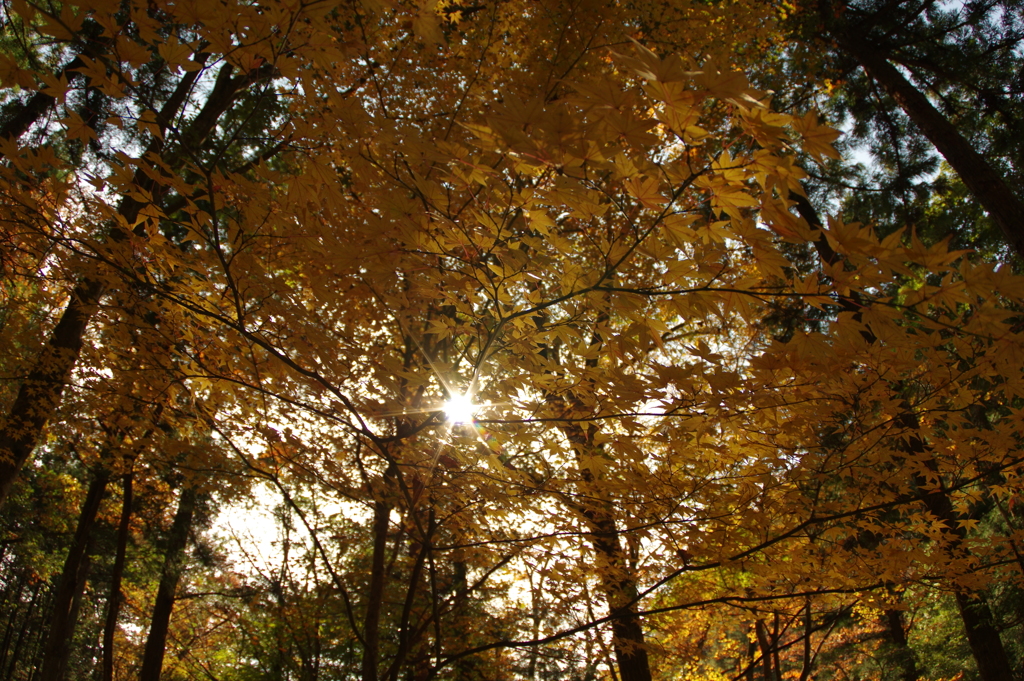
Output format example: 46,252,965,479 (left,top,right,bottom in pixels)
3,0,1024,673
